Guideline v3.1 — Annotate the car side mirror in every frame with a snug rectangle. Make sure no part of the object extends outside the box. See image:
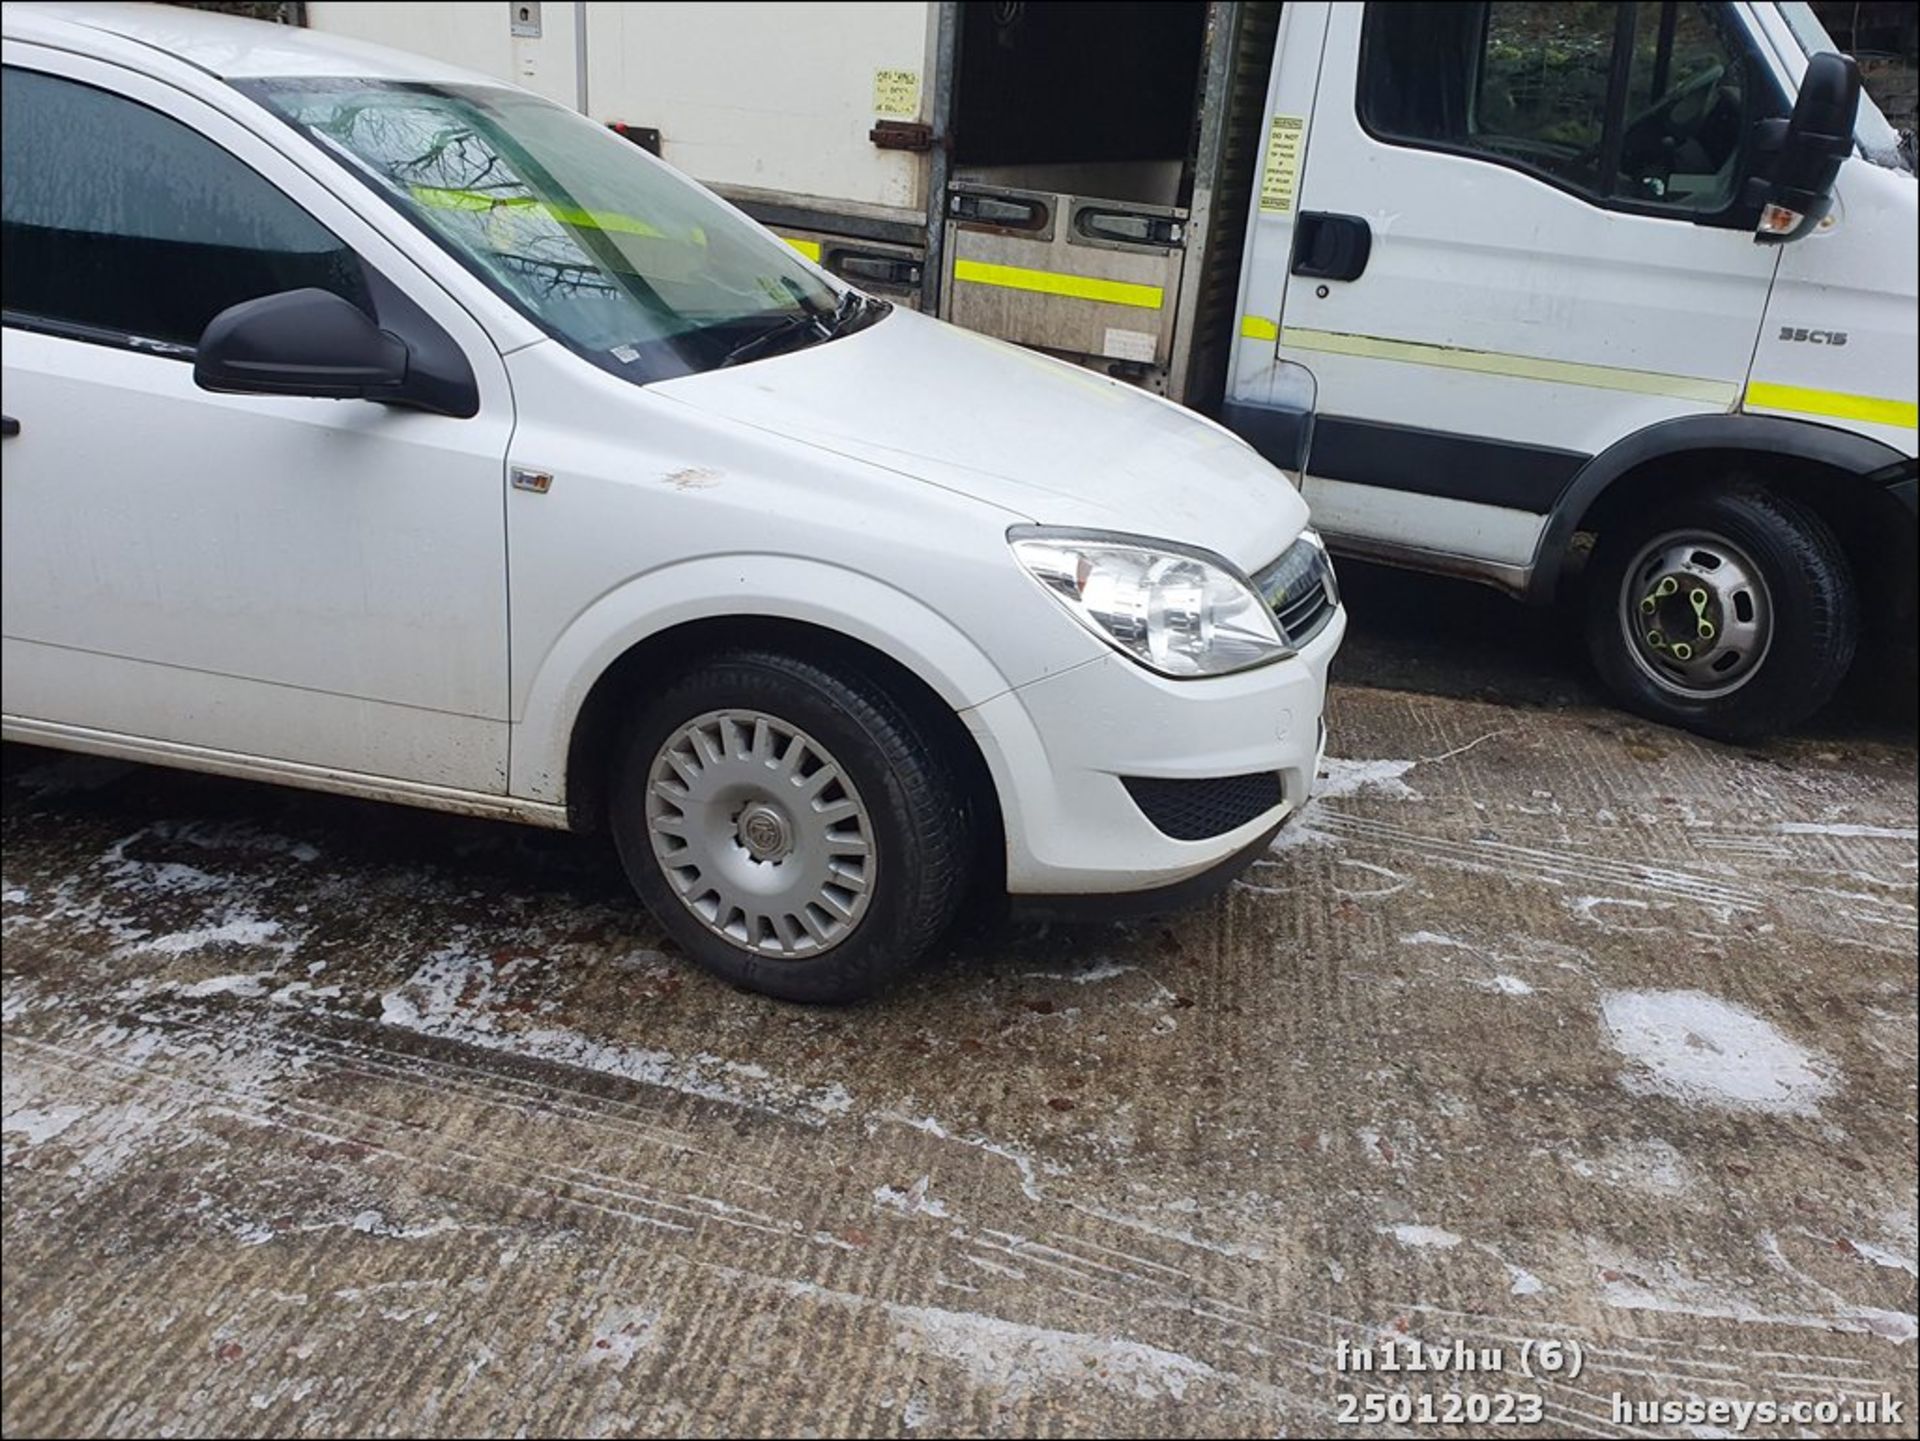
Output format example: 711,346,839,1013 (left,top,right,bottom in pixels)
1753,51,1861,244
194,288,409,401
